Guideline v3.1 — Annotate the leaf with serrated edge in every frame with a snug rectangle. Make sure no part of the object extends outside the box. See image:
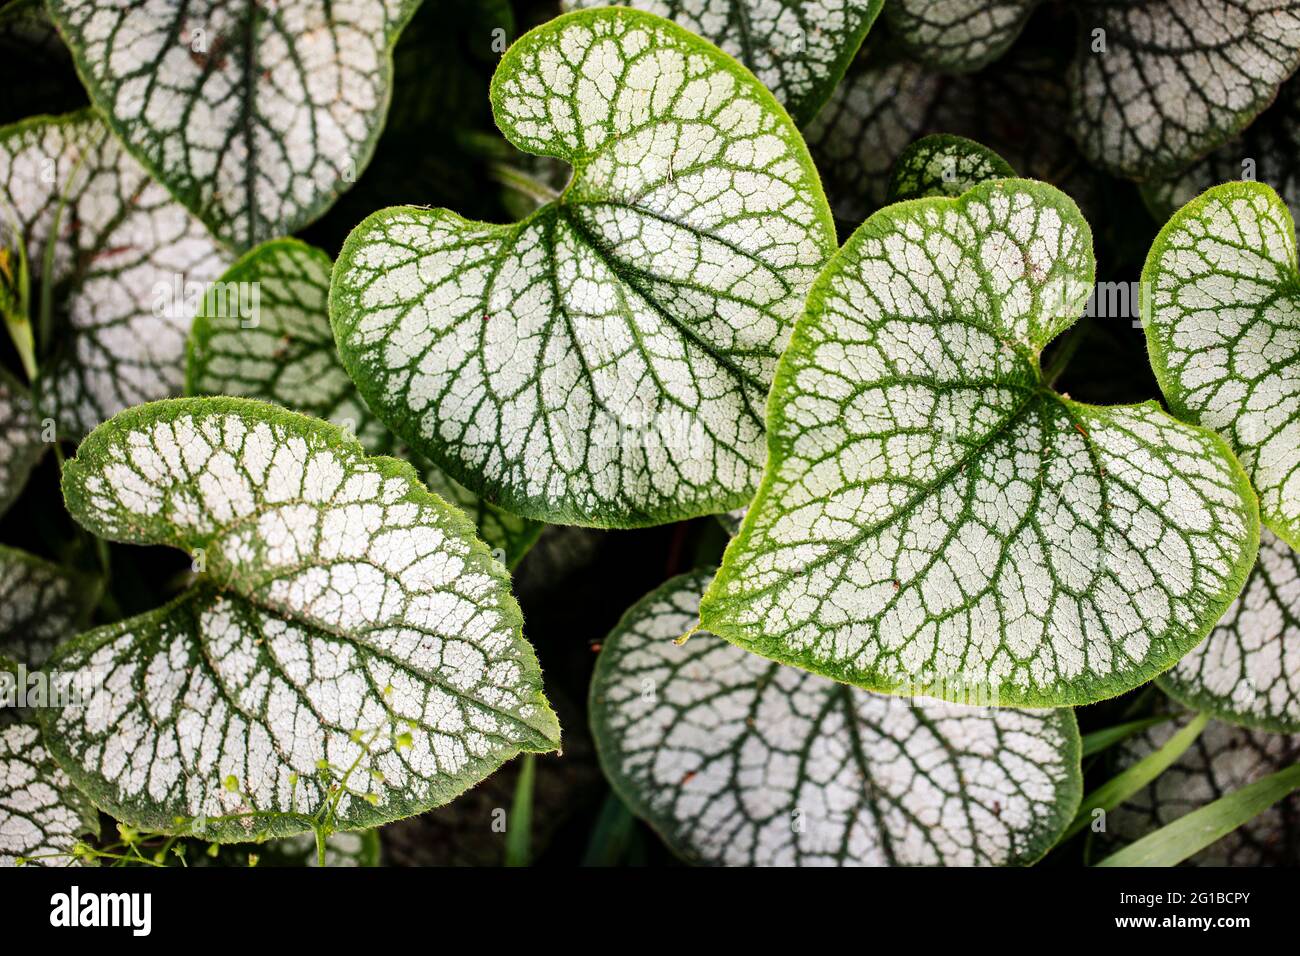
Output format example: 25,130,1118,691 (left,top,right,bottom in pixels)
1143,182,1300,550
45,397,559,841
331,8,836,528
701,179,1260,708
0,547,97,667
886,0,1038,73
1,658,99,867
0,368,42,517
887,133,1015,202
591,571,1081,865
560,1,884,125
186,238,542,568
1158,530,1300,732
0,111,229,438
47,0,422,250
1071,1,1300,179
1100,713,1300,866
